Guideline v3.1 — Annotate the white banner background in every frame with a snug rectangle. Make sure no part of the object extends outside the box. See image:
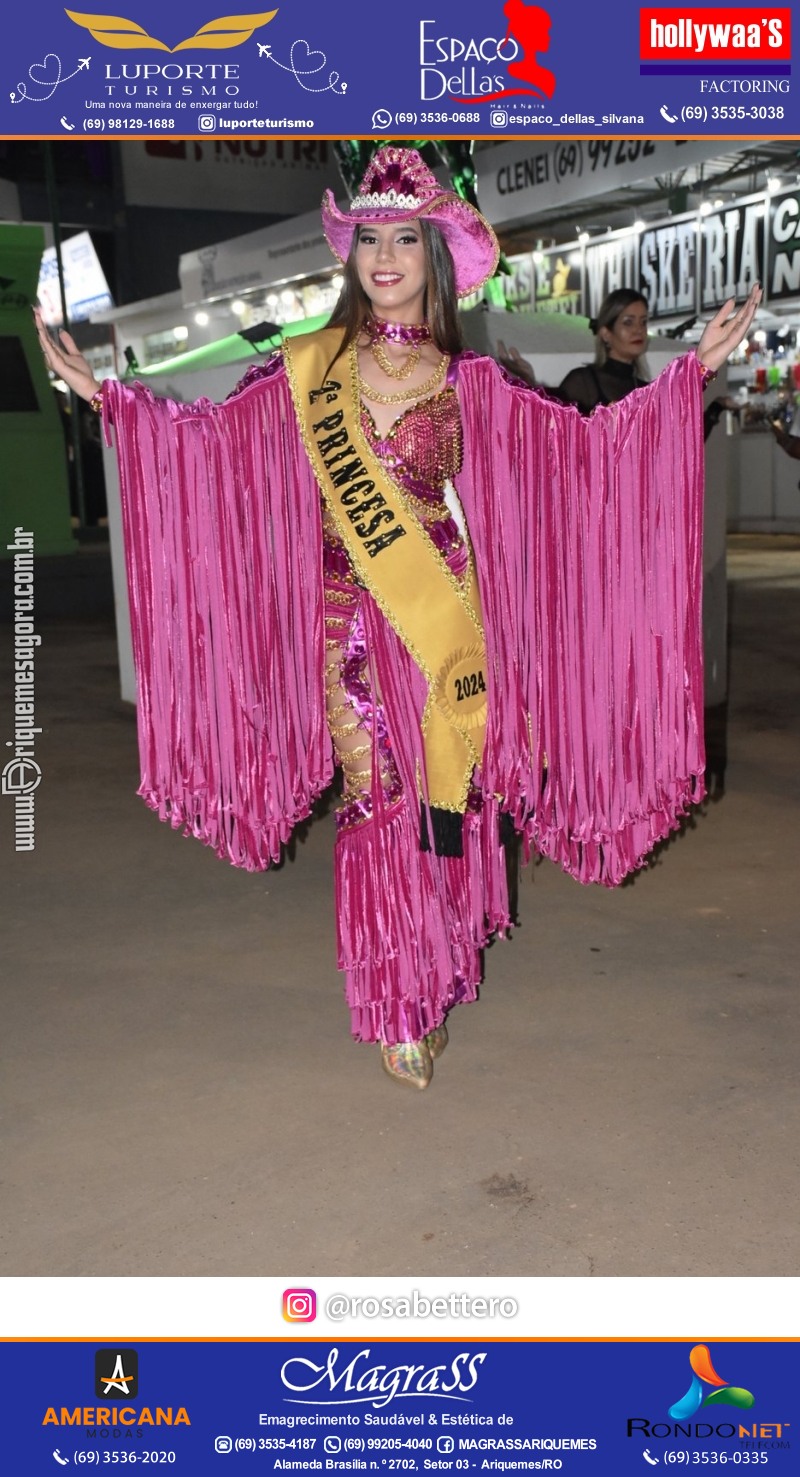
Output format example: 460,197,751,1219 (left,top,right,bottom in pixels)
121,140,341,215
